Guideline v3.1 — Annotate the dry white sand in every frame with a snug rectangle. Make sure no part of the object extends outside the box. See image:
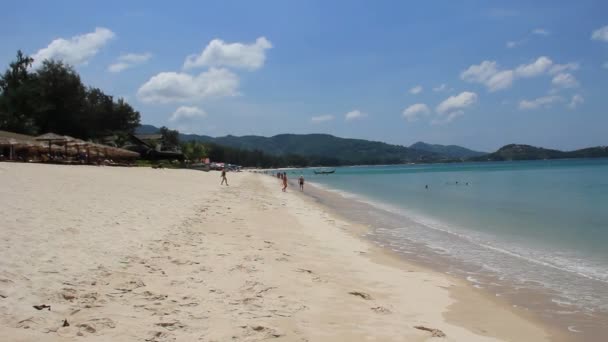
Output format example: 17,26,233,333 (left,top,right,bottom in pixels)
0,163,554,341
